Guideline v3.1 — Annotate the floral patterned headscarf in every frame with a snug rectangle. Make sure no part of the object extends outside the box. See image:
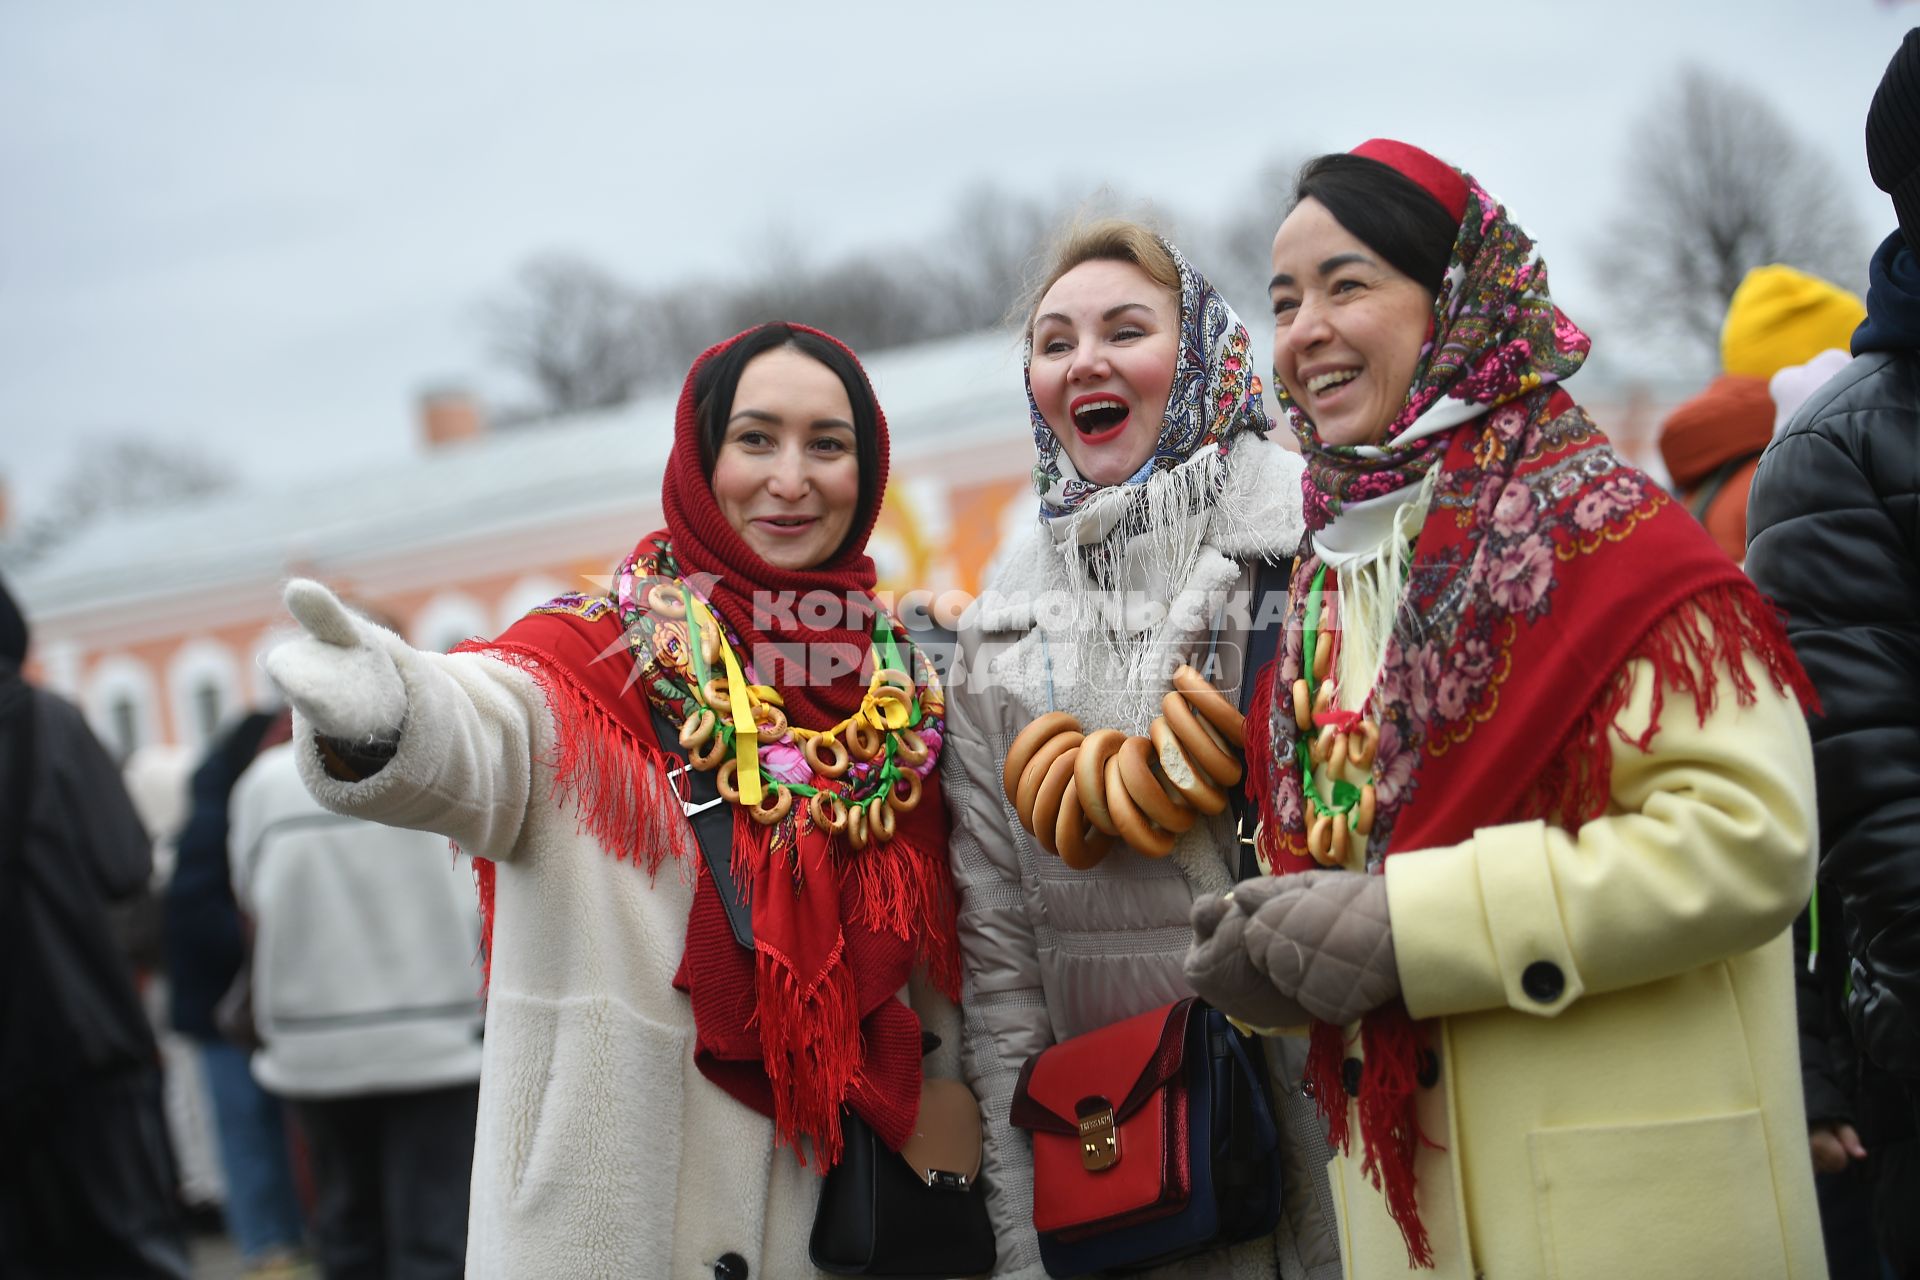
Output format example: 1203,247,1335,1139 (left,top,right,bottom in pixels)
1278,151,1592,534
1027,237,1269,522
